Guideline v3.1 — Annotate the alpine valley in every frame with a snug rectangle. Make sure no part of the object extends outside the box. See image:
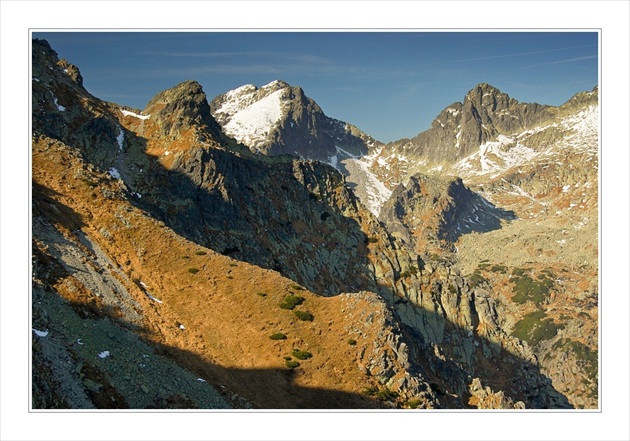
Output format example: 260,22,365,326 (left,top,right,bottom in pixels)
31,38,599,410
